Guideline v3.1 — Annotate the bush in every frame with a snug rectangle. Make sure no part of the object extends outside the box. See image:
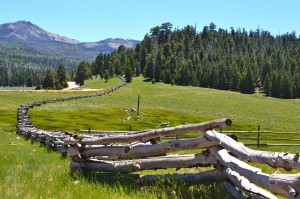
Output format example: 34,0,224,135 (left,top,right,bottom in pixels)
35,85,42,90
